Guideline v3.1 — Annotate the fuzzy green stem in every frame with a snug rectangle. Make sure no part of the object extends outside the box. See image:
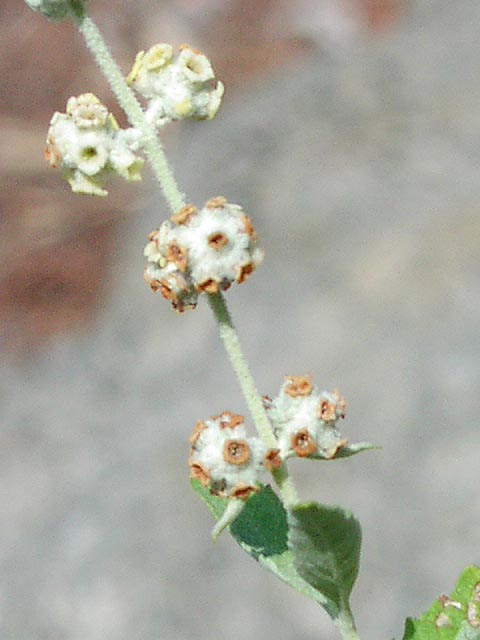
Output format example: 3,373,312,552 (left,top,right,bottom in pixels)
66,2,297,506
208,292,298,506
334,609,361,640
55,10,359,639
67,3,184,214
